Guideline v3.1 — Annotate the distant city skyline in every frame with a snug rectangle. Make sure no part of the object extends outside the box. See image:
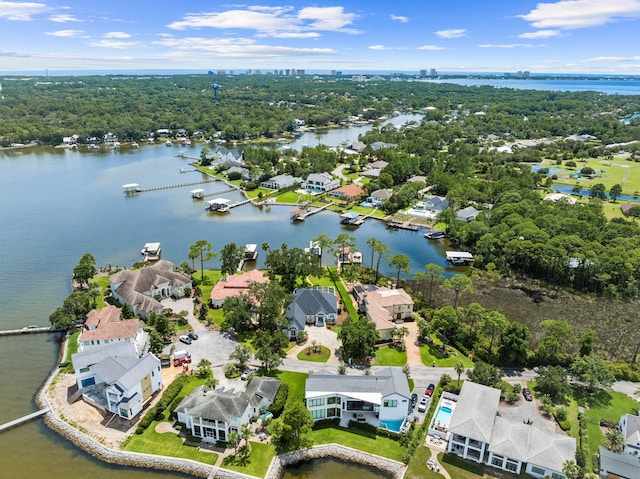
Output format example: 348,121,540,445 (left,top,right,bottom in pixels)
1,0,640,75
